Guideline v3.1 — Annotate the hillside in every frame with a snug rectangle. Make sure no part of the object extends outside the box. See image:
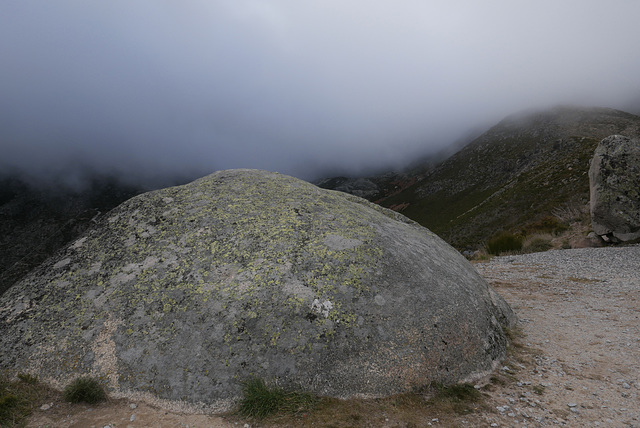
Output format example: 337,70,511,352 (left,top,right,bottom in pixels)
354,106,640,249
0,176,143,296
